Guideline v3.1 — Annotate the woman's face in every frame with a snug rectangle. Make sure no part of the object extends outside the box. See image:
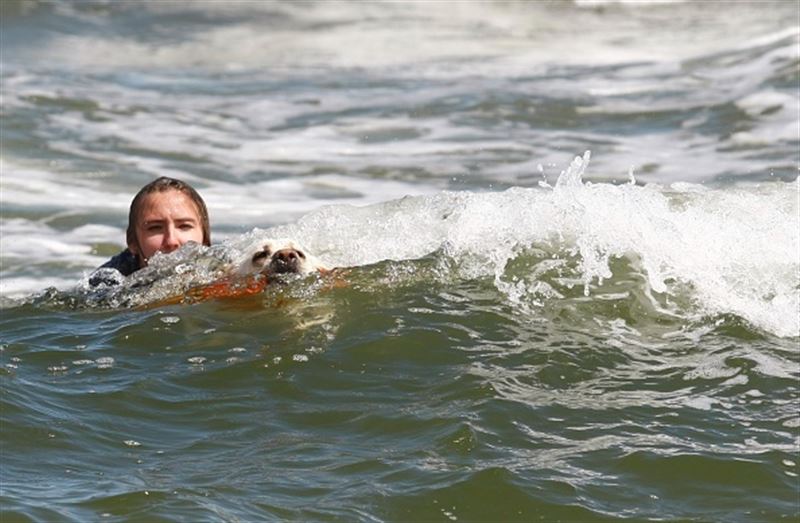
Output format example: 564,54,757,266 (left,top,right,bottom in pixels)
128,190,204,265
